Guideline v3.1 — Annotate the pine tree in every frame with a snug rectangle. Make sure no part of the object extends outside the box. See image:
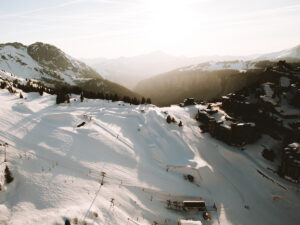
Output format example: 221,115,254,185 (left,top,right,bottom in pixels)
123,96,131,103
66,94,70,103
132,97,140,105
19,93,23,98
146,98,151,104
112,93,119,102
65,219,71,225
0,81,7,89
56,93,63,104
166,115,172,123
141,97,146,104
39,88,43,96
56,92,70,104
5,165,14,184
179,121,183,127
